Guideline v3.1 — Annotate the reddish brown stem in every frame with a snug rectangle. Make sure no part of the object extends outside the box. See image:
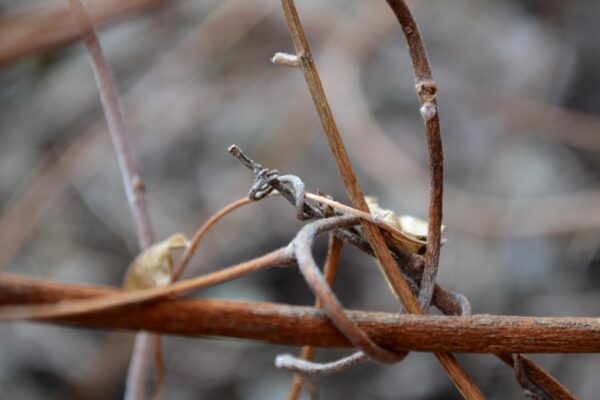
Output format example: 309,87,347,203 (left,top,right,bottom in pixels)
384,0,443,311
0,275,598,358
0,249,292,321
498,354,576,400
172,197,254,281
